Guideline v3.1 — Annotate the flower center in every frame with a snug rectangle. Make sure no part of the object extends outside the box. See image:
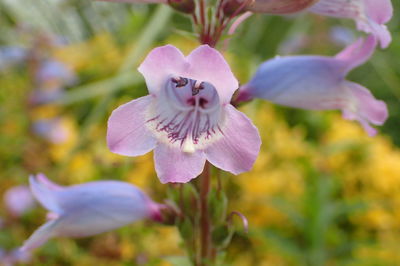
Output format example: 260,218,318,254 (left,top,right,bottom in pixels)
146,76,225,153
